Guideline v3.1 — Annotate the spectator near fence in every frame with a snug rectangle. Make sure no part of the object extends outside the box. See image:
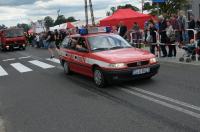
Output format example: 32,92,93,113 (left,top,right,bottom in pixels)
178,11,187,45
117,21,127,38
188,15,196,41
158,15,168,57
166,21,176,57
196,18,200,29
149,21,157,55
